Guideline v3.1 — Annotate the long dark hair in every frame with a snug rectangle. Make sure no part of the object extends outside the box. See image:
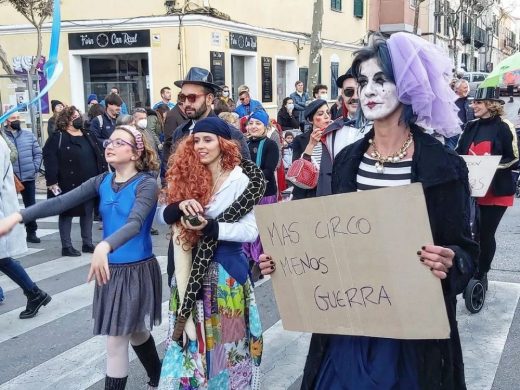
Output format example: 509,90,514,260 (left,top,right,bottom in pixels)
351,34,416,127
